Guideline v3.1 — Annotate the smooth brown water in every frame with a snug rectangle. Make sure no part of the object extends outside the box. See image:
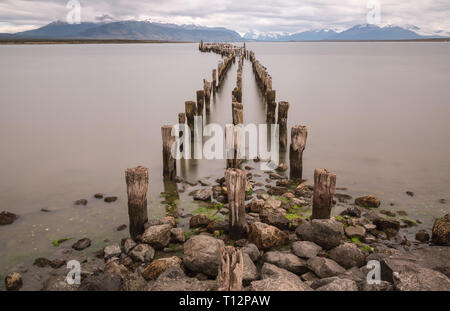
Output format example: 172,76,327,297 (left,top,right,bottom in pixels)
0,42,449,286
